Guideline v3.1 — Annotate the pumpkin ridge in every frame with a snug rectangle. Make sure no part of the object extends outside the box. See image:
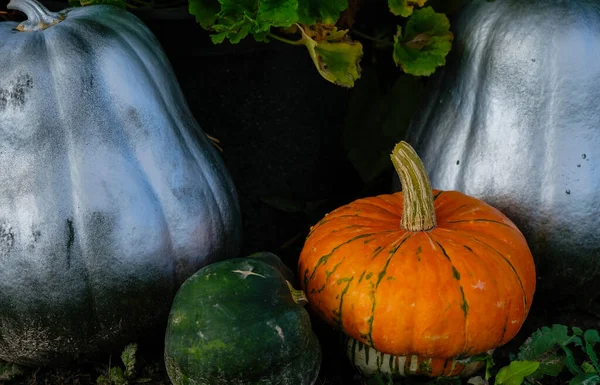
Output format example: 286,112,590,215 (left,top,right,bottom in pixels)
43,24,103,331
435,241,470,355
304,232,377,288
458,232,527,309
56,20,179,328
355,196,404,218
81,19,180,284
442,218,514,228
312,255,349,295
460,241,506,348
436,228,528,352
324,256,346,281
498,312,509,347
430,226,530,350
332,276,354,328
366,233,411,349
97,13,238,265
432,201,470,221
306,214,360,237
